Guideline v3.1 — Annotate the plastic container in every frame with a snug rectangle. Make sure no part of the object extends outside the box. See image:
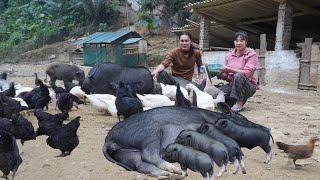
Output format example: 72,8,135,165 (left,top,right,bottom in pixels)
207,63,222,72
